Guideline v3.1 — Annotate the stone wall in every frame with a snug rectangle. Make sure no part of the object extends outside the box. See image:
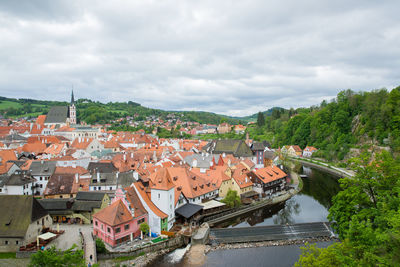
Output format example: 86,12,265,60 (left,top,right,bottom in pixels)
97,236,184,260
